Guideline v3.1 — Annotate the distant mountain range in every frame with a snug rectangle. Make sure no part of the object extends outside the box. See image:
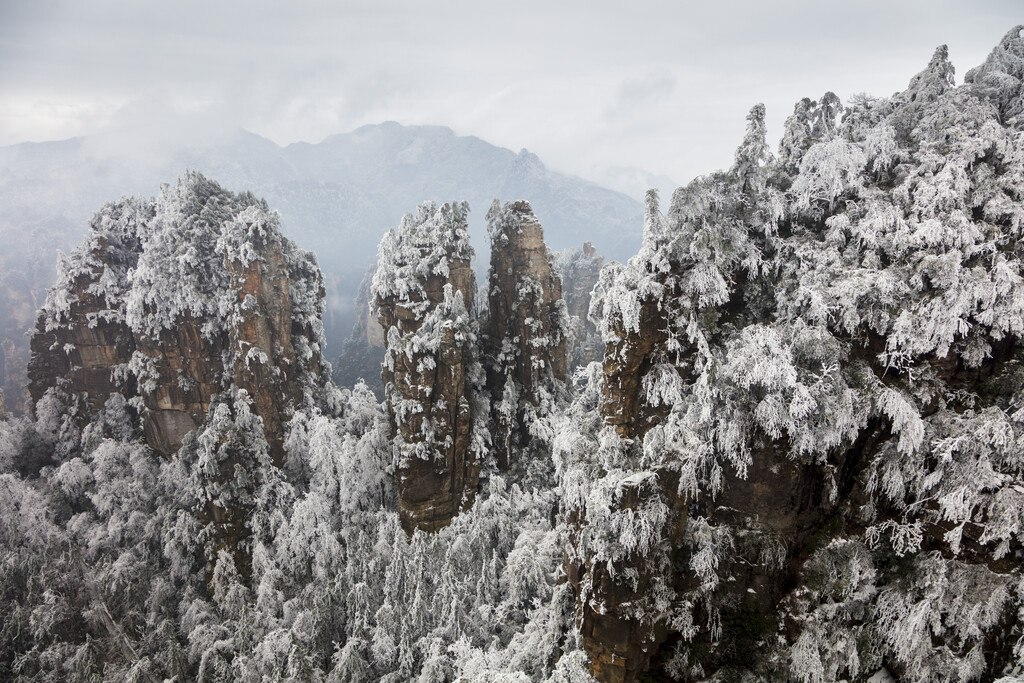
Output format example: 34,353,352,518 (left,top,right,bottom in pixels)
0,122,648,411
